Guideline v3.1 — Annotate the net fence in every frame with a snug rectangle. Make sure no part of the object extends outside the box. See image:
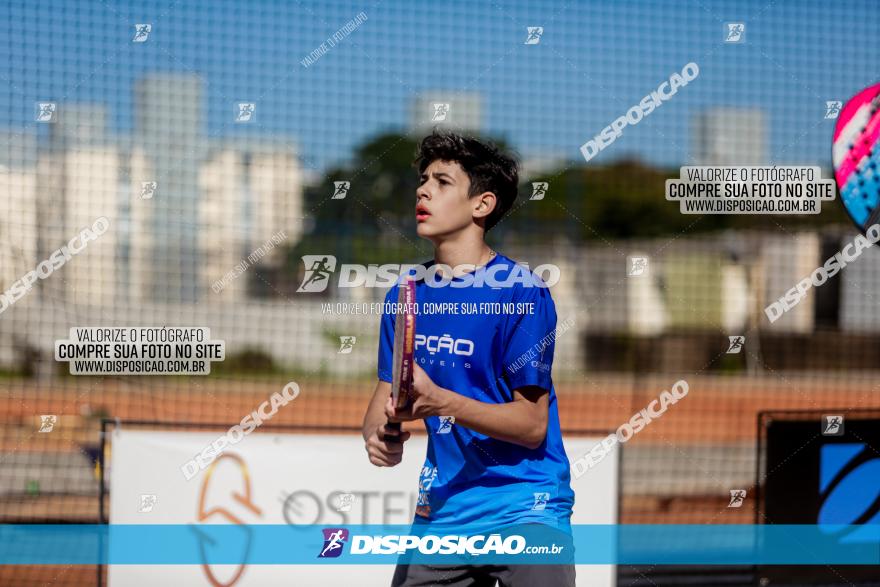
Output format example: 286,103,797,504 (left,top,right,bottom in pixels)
1,0,880,585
